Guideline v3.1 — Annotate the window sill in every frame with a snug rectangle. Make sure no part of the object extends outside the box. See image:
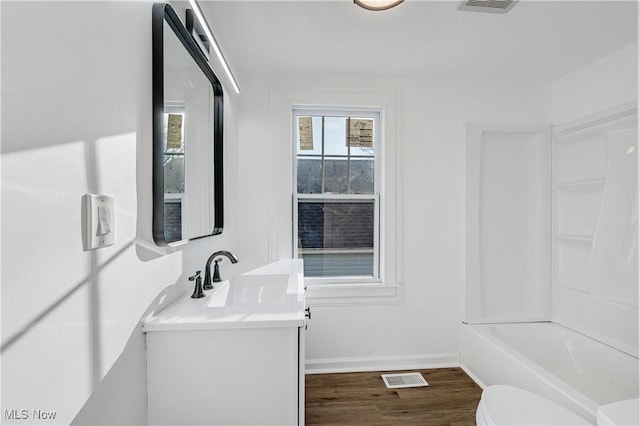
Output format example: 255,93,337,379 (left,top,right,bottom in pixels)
305,281,401,306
